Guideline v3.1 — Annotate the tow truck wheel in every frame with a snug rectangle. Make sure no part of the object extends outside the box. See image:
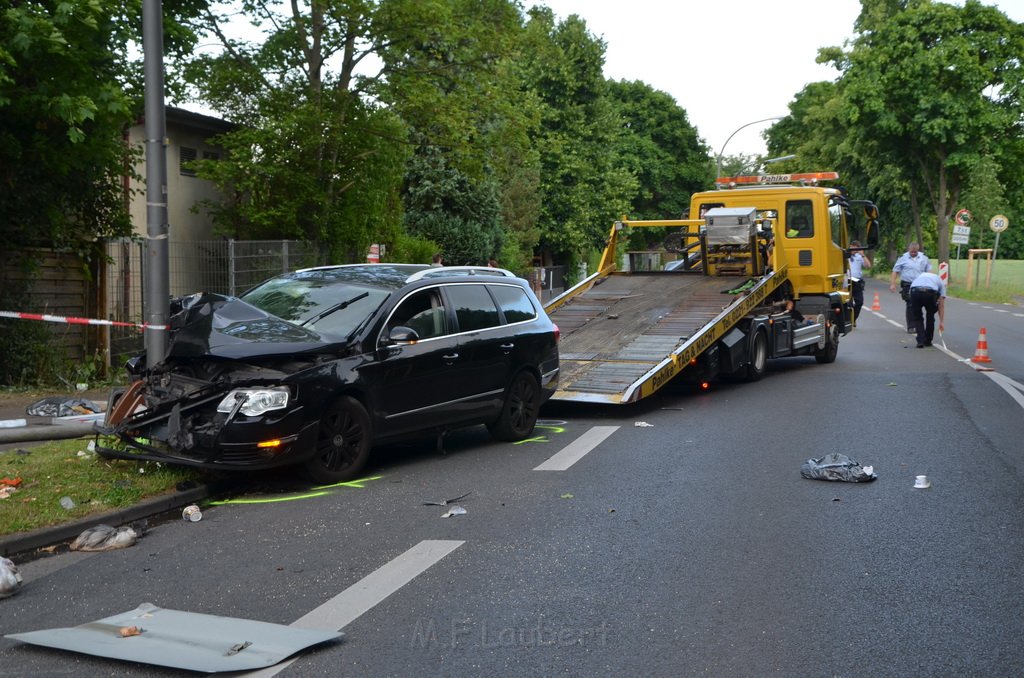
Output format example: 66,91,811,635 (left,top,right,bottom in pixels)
744,330,768,381
815,322,840,364
305,395,371,483
488,371,541,441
